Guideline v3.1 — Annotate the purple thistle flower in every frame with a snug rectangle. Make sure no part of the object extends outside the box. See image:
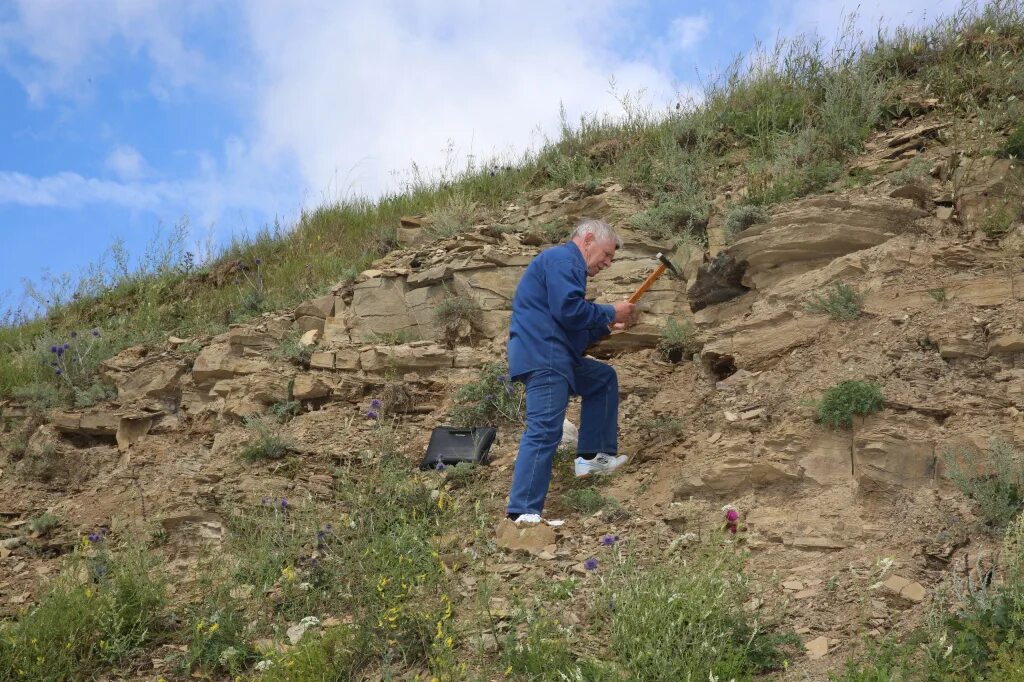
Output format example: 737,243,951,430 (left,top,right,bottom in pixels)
600,535,619,546
88,532,101,543
484,394,494,402
50,345,58,353
63,342,70,350
310,557,318,568
584,557,599,571
54,368,62,376
91,329,100,337
366,410,378,420
726,508,739,523
370,399,382,409
280,498,289,510
254,257,262,266
434,461,447,472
